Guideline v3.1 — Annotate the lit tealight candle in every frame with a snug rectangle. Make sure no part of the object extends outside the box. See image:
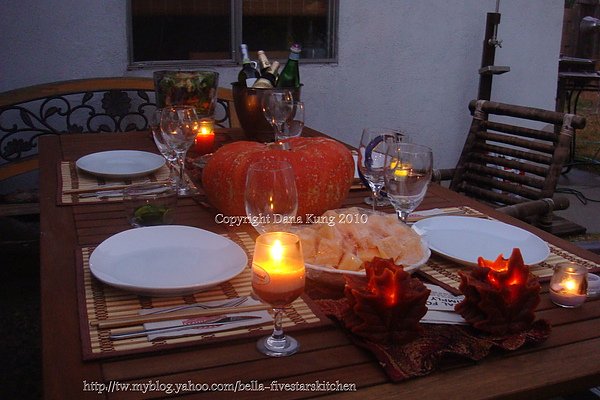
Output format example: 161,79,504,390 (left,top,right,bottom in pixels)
549,262,588,308
194,118,215,155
